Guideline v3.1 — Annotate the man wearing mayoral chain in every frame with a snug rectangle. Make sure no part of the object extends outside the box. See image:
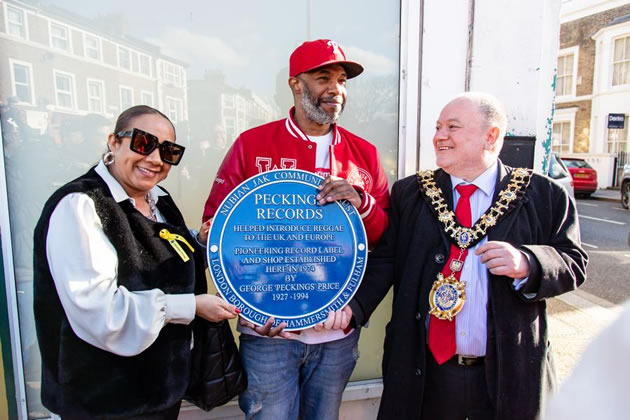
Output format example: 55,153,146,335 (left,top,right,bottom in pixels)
345,92,588,419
